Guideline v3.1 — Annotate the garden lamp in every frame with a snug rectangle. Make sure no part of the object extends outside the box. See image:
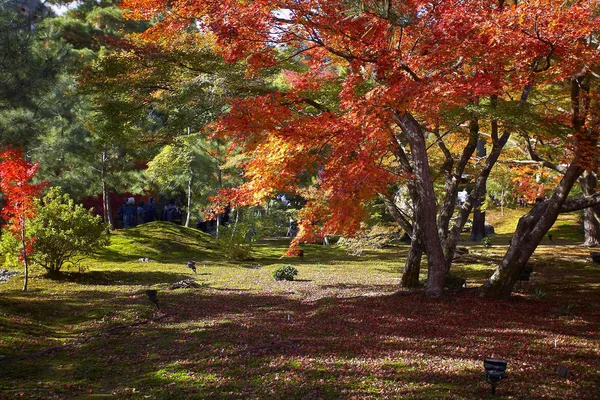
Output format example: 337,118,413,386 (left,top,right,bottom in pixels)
484,358,507,395
146,289,159,309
